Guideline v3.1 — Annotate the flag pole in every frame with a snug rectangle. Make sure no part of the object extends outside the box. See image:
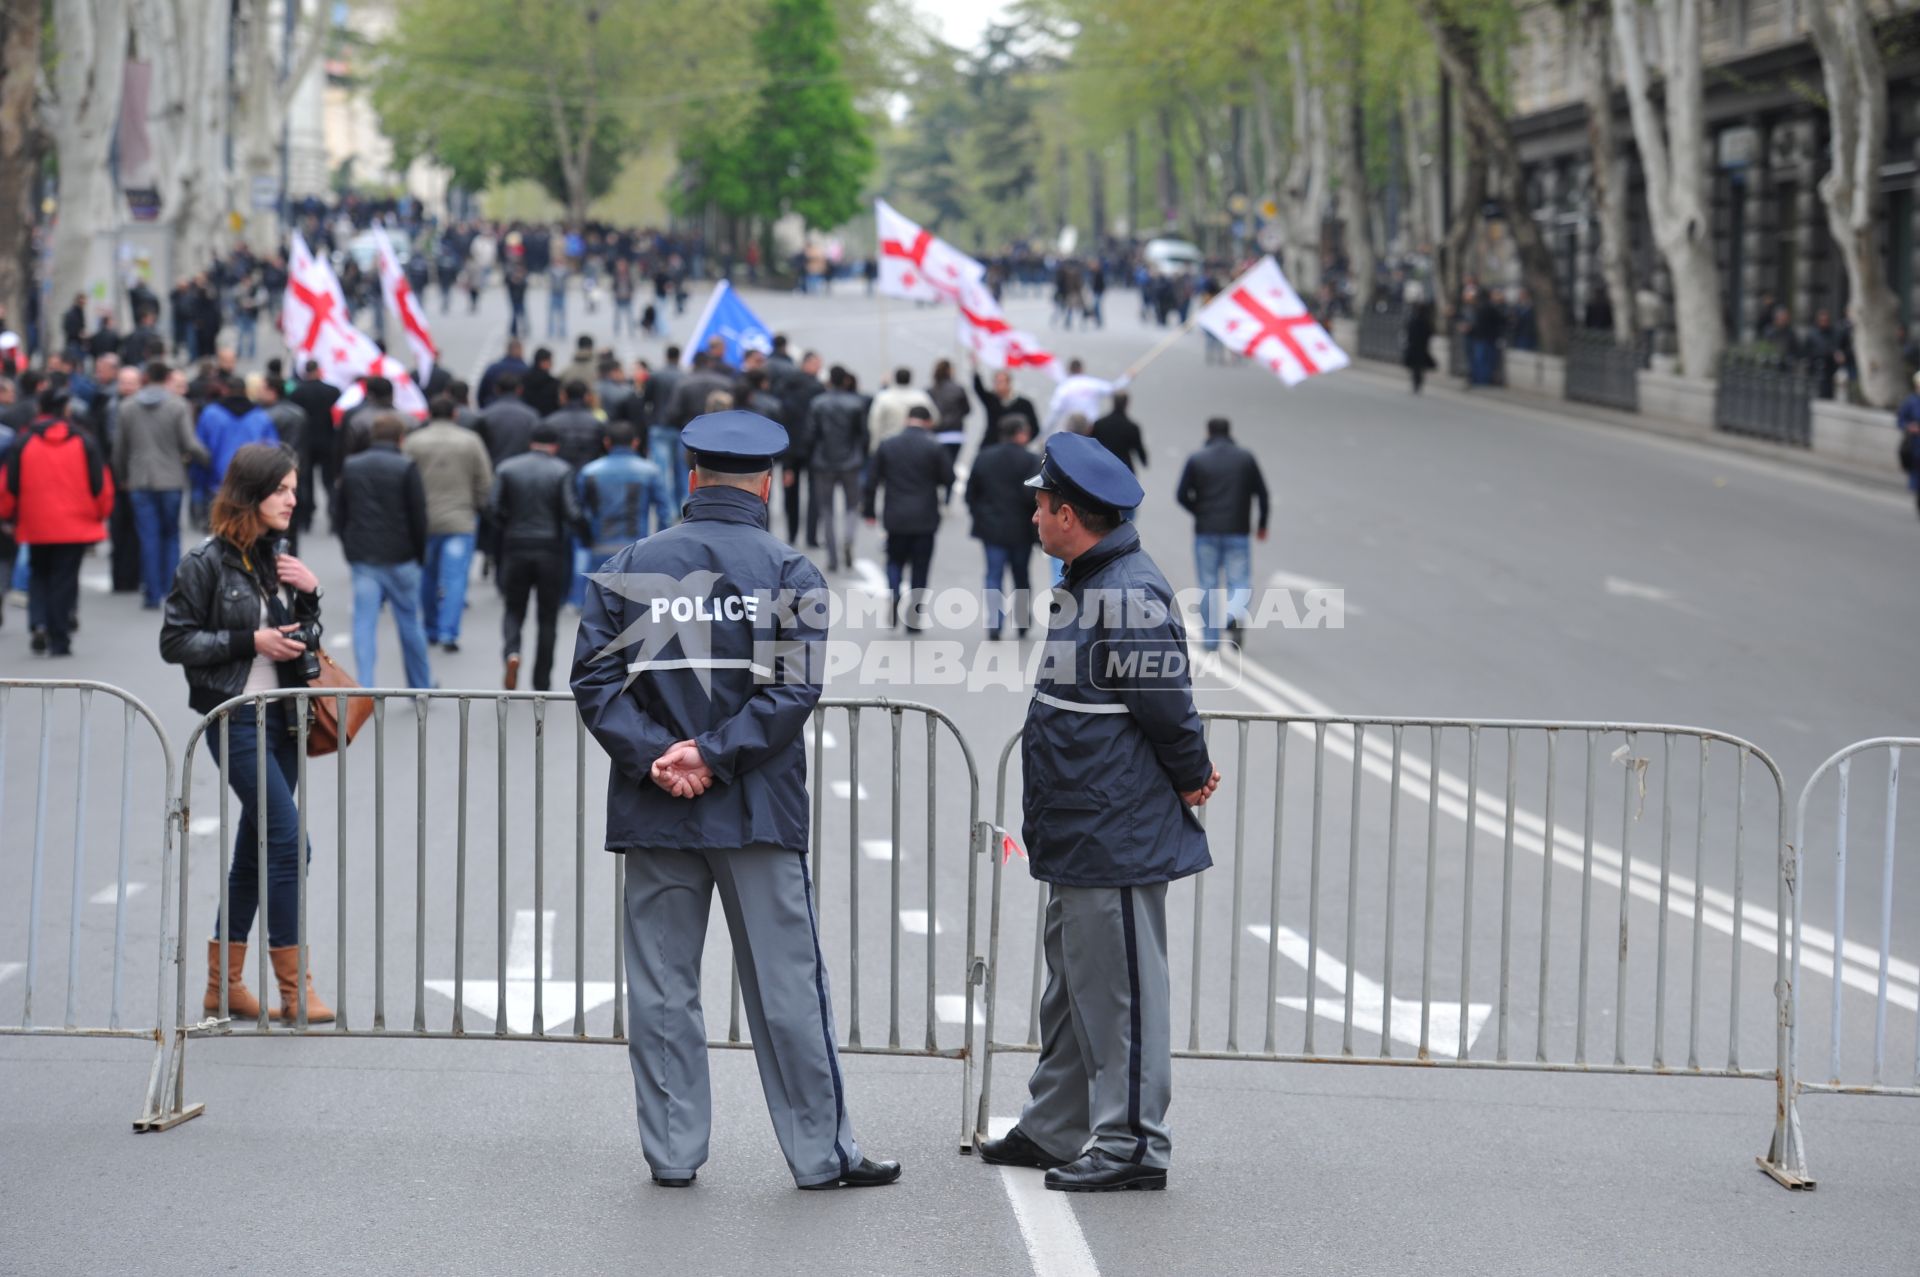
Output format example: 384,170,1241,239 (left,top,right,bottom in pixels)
1122,310,1203,380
